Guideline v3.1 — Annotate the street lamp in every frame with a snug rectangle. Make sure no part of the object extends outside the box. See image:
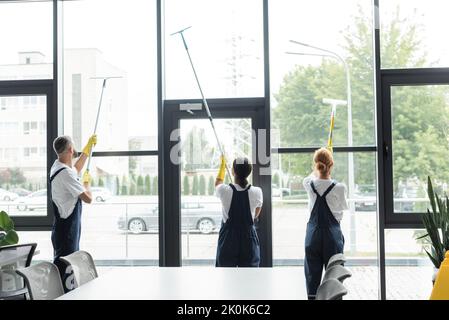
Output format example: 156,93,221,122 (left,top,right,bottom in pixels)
287,42,356,254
